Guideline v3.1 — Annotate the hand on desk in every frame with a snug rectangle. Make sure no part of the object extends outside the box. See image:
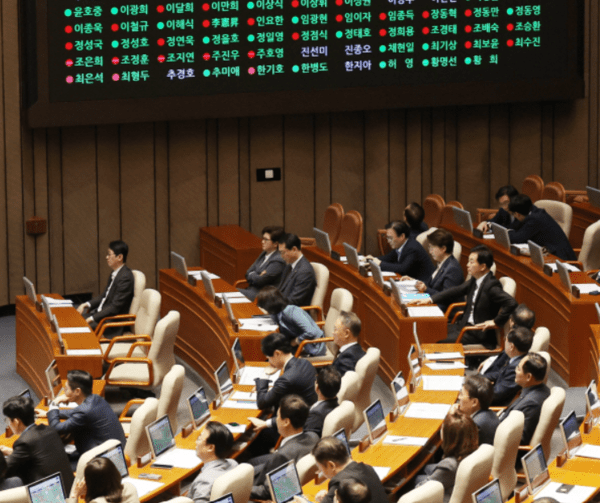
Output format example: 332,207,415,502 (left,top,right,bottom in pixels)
247,417,268,432
35,409,47,418
411,298,433,306
400,276,414,281
76,303,89,315
364,256,381,267
0,446,13,456
473,320,496,330
315,490,328,503
477,222,490,232
415,281,427,293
